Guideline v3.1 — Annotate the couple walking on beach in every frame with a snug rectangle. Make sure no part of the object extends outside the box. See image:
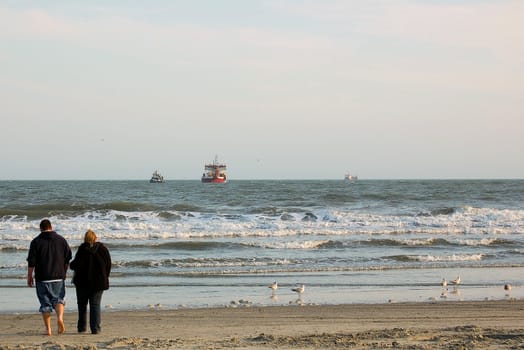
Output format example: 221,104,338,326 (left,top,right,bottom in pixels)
27,219,111,335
